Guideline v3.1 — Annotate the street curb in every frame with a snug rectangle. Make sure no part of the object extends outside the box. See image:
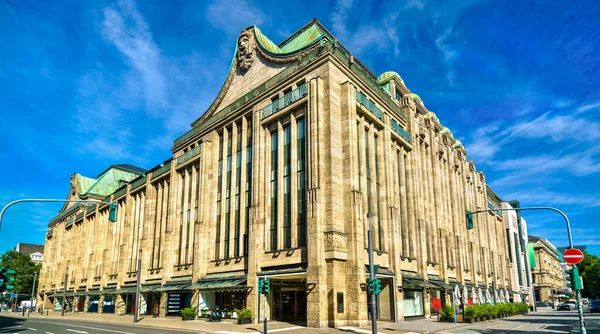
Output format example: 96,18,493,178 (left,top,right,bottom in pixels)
0,313,216,333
